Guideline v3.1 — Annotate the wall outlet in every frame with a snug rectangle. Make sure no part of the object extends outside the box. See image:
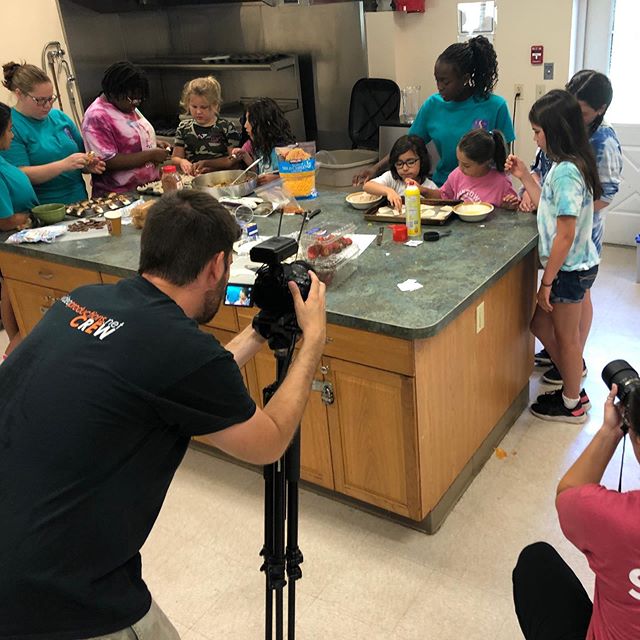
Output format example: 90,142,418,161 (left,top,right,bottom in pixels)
514,84,524,100
476,301,485,333
535,84,546,100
